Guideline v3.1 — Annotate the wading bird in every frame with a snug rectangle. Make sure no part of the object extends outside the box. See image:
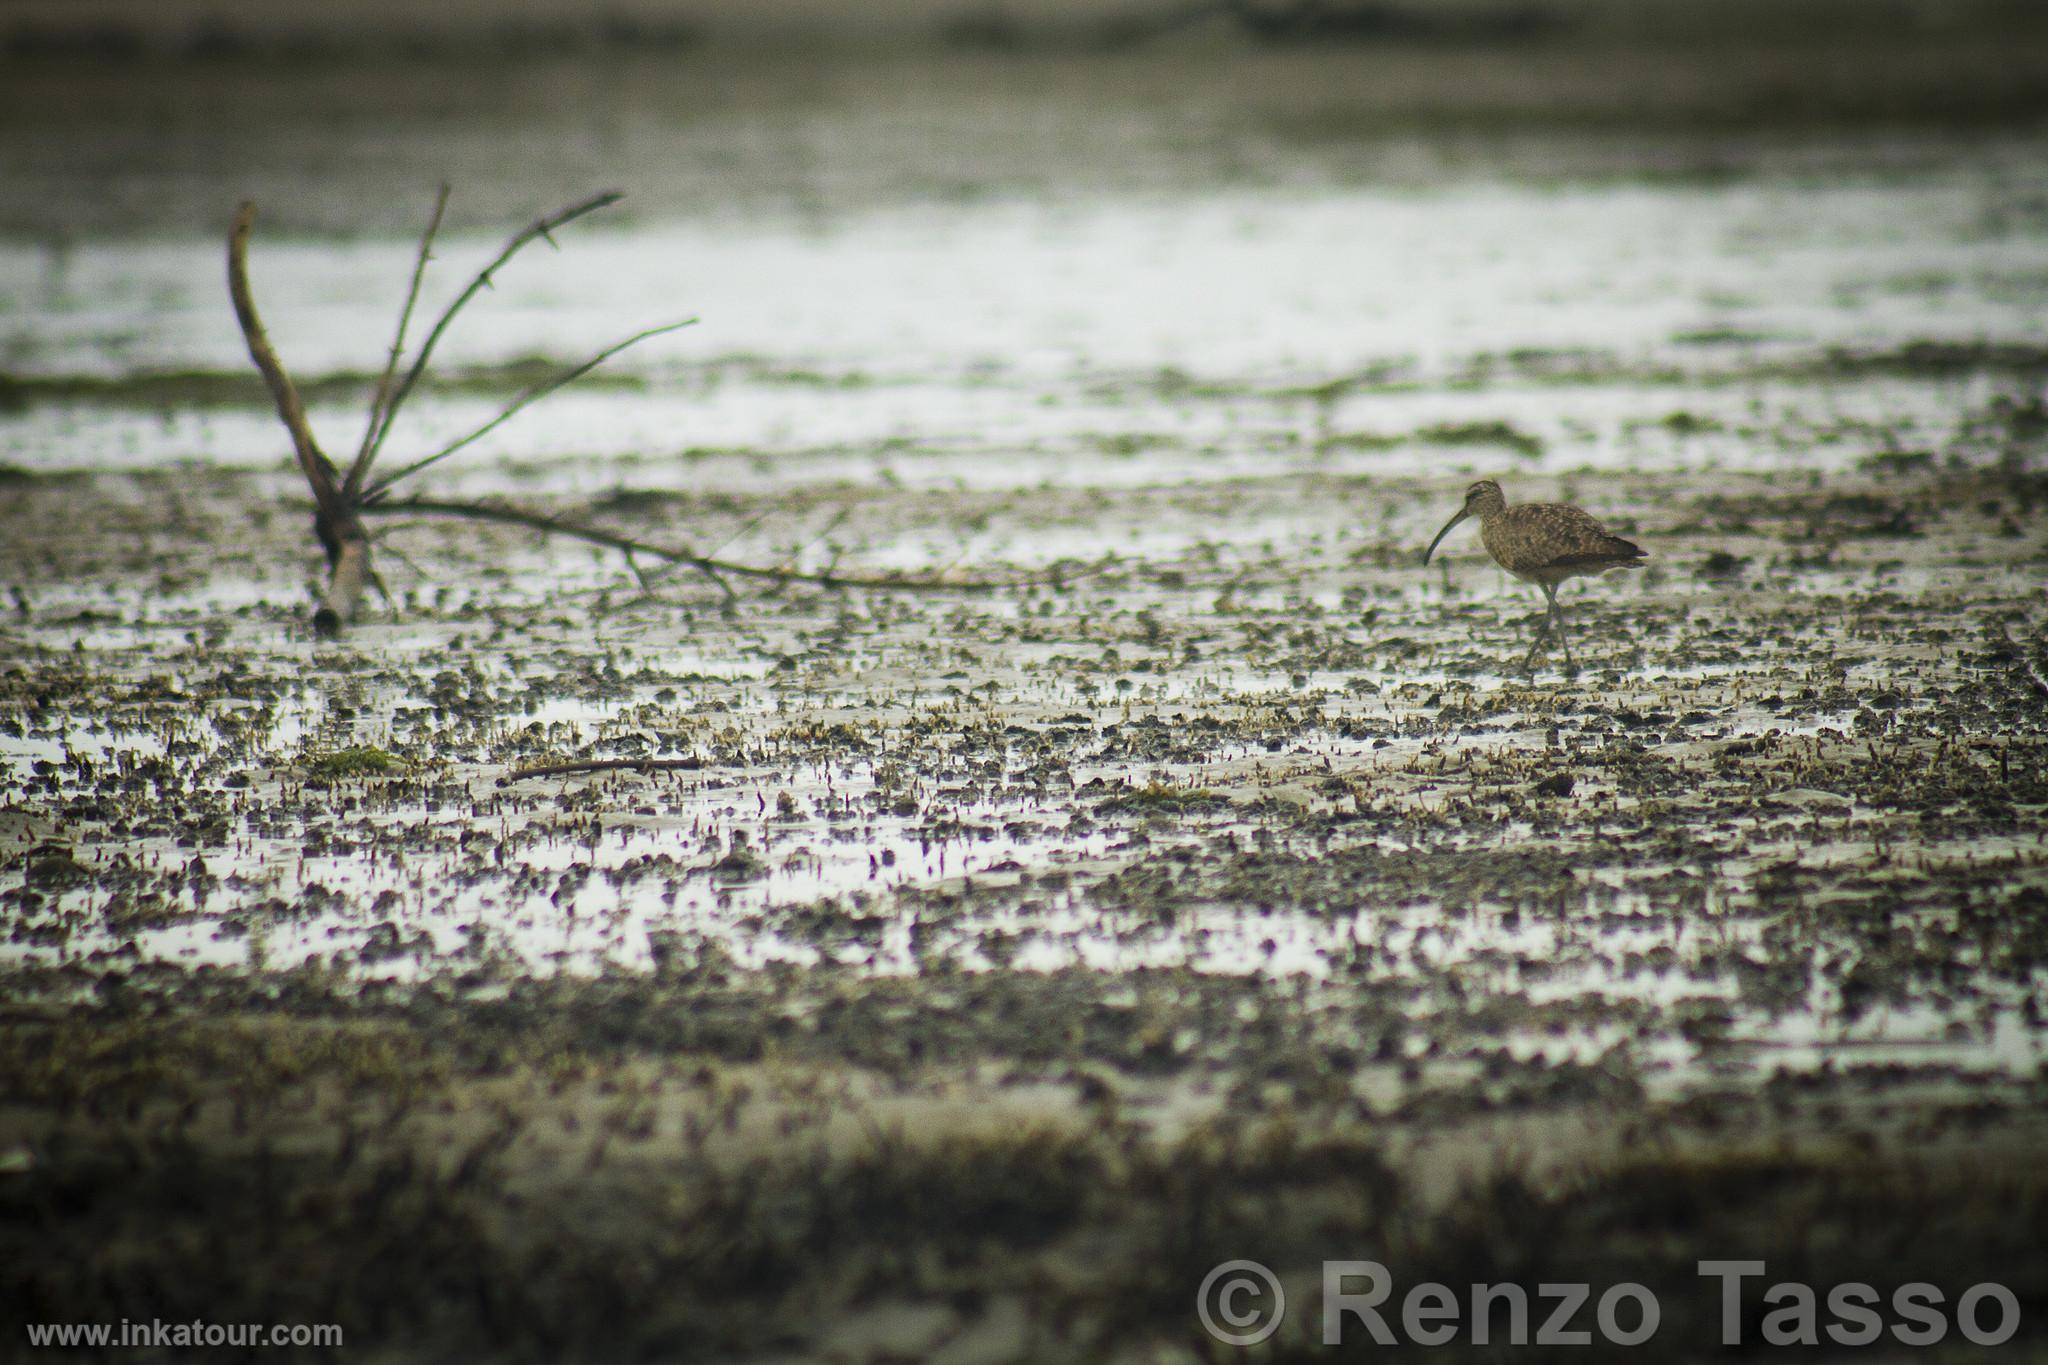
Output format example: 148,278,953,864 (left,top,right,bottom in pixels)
1422,479,1645,664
